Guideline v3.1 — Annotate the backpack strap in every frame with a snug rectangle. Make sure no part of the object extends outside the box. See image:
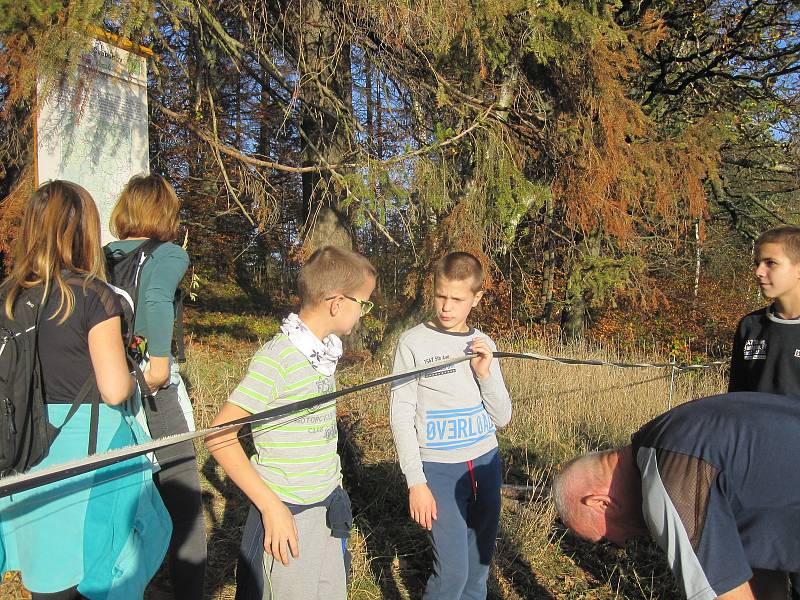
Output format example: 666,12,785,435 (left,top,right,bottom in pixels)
128,354,157,411
129,239,164,329
52,375,100,455
55,356,157,456
88,393,99,455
